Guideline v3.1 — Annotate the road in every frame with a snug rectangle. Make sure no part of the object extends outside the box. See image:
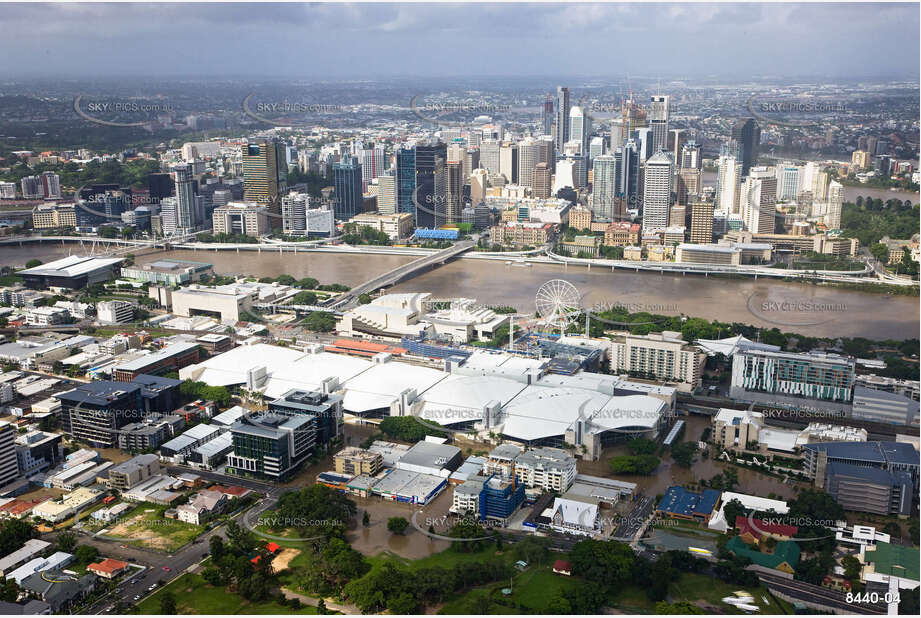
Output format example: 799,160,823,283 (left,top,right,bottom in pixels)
756,569,887,615
612,493,655,542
